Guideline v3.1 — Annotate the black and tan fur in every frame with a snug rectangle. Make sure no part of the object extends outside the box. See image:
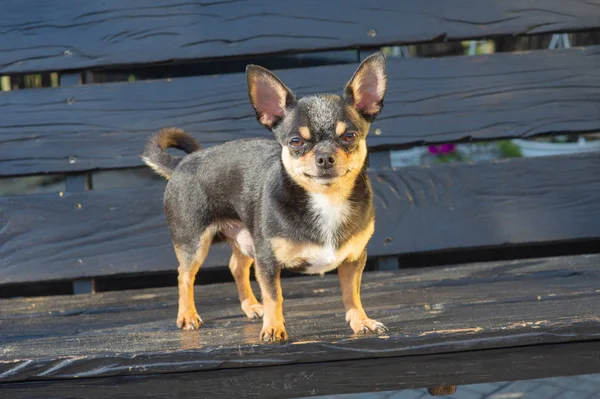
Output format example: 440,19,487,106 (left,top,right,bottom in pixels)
142,52,388,342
